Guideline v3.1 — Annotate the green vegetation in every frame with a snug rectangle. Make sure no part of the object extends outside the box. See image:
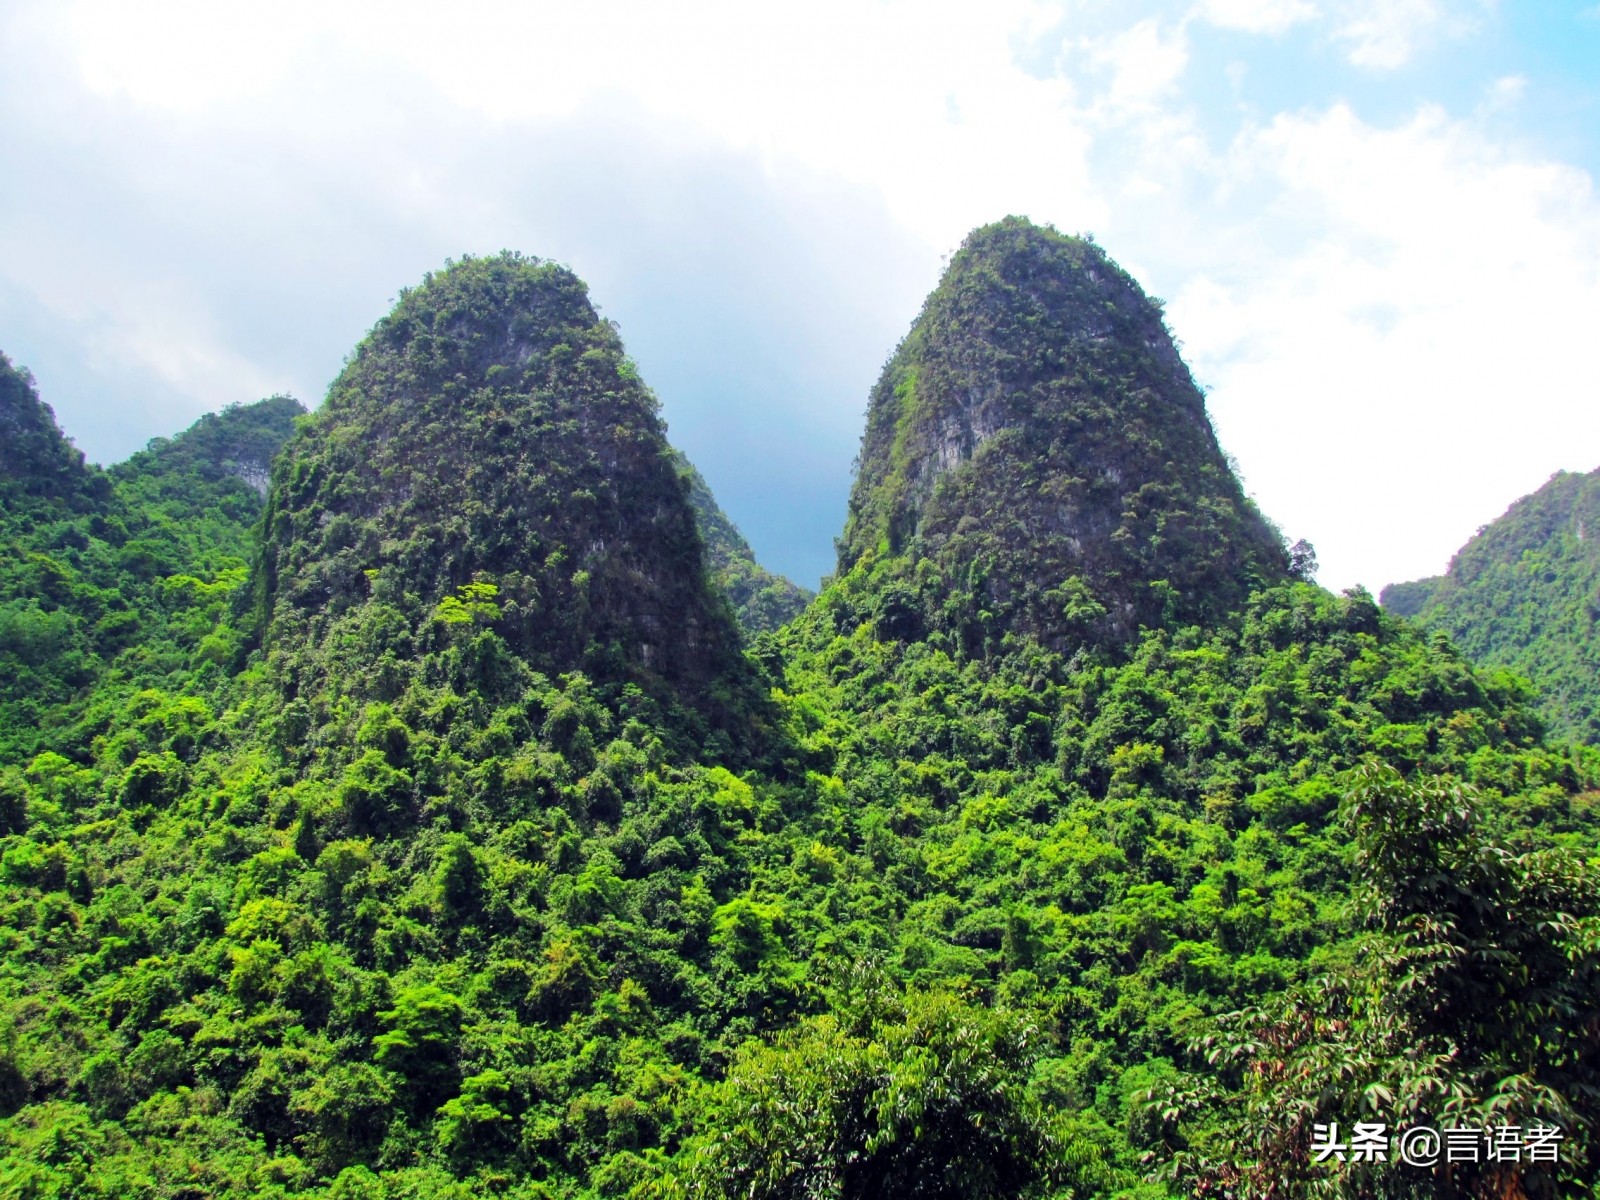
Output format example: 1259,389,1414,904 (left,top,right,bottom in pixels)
0,358,301,765
839,217,1292,654
0,228,1596,1199
1383,467,1600,744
